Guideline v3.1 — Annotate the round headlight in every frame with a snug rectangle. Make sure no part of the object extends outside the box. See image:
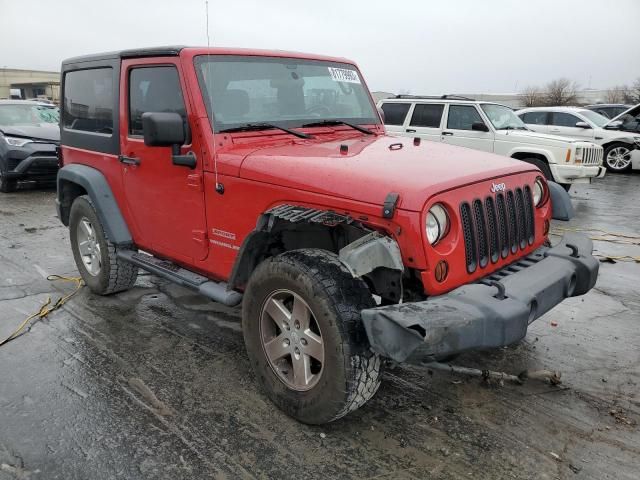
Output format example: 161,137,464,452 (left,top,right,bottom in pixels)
533,178,545,207
426,204,449,245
